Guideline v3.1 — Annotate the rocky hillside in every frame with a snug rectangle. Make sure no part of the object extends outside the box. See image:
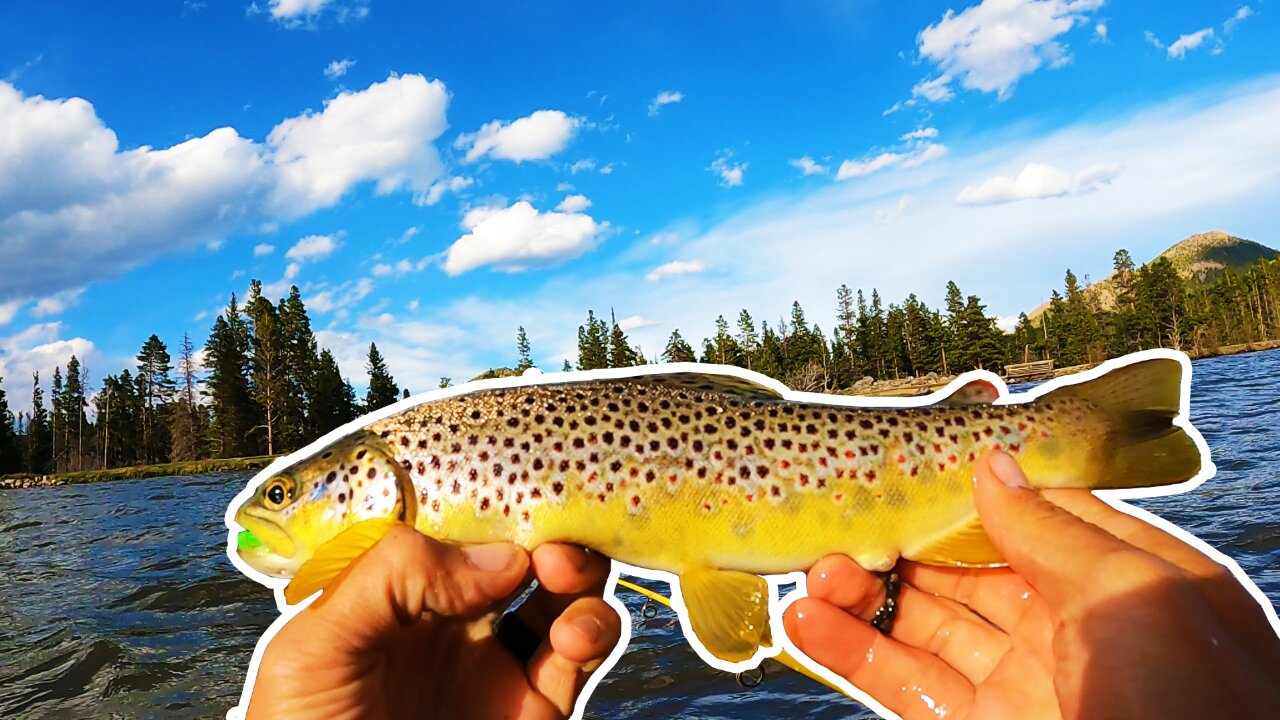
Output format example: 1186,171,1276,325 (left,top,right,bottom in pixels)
1027,230,1276,320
